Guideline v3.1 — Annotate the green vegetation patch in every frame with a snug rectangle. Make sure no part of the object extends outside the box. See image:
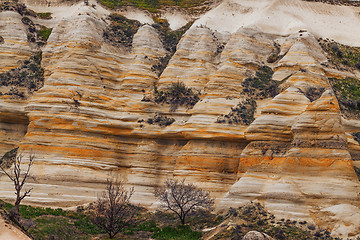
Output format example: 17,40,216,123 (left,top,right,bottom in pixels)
0,200,340,240
37,12,52,19
329,77,360,119
103,13,141,49
213,202,334,240
319,39,360,70
0,201,104,240
216,65,278,125
153,225,201,240
0,51,44,98
29,215,101,240
216,98,256,125
303,86,326,102
21,16,53,46
151,17,193,76
97,0,210,13
241,66,277,99
154,81,200,111
38,26,52,41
